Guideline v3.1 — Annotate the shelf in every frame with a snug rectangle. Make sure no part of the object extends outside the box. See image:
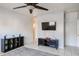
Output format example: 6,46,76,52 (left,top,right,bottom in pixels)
1,36,24,53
